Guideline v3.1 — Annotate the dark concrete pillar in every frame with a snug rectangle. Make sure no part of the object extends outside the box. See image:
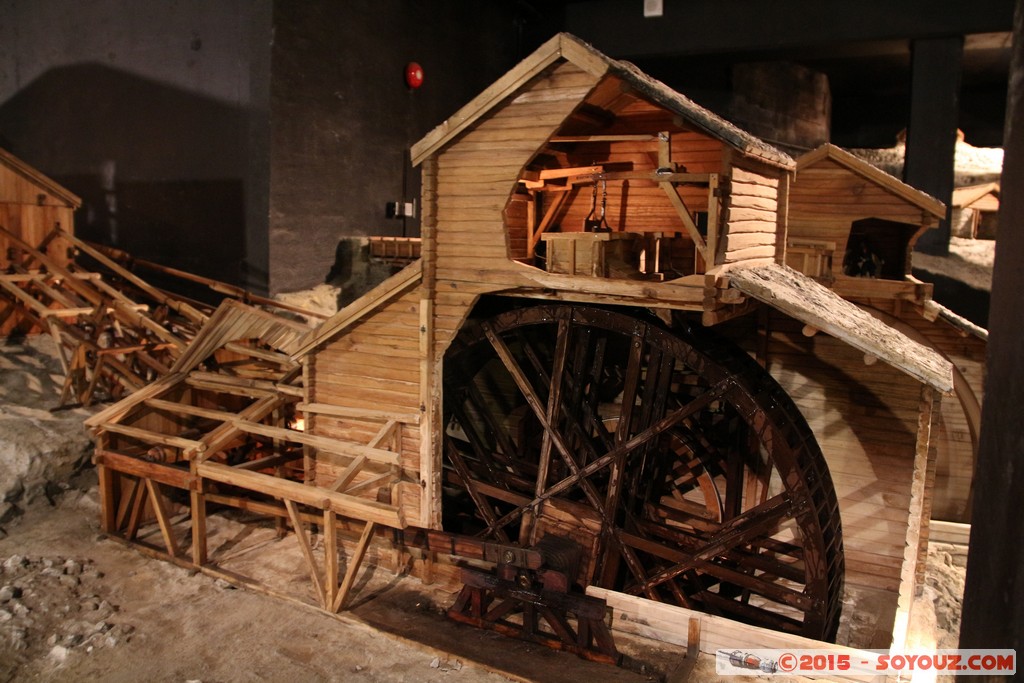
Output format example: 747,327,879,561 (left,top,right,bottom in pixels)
729,62,831,153
904,37,963,256
957,0,1024,673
